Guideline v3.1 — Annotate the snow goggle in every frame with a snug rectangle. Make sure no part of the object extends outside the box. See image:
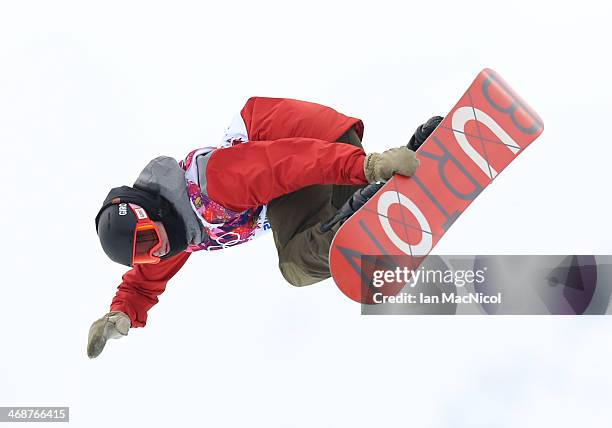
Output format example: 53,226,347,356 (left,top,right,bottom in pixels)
129,203,163,265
